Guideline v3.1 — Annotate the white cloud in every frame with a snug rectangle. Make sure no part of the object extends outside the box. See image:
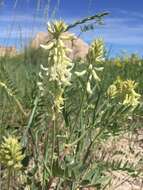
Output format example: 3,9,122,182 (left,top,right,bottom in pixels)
0,13,47,42
119,9,143,19
1,10,143,48
0,14,47,23
80,15,143,46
